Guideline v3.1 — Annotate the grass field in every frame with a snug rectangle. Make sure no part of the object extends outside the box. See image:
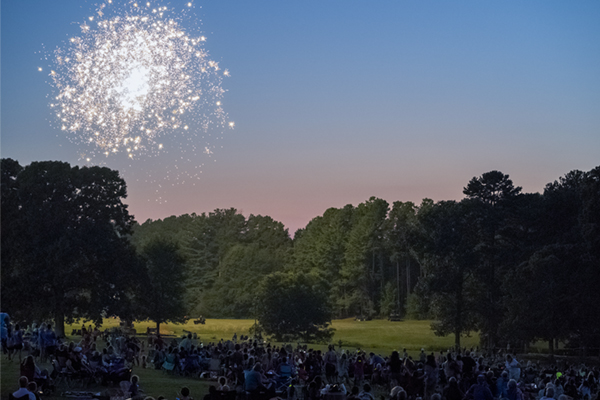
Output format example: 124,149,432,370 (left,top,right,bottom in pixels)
0,318,480,400
92,317,480,354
